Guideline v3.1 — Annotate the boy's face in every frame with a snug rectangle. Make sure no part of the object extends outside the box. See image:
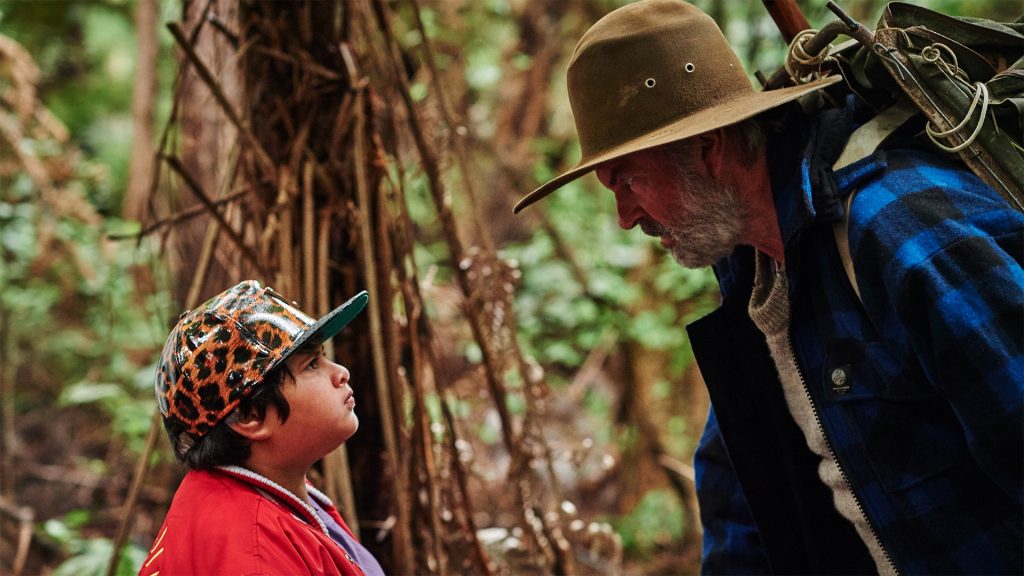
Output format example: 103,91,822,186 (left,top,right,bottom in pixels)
268,347,359,466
